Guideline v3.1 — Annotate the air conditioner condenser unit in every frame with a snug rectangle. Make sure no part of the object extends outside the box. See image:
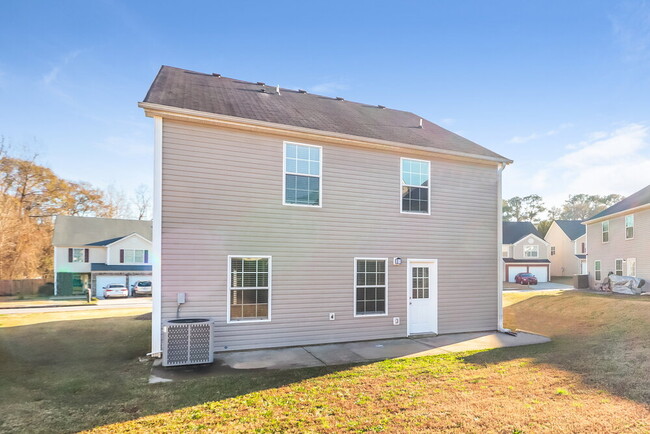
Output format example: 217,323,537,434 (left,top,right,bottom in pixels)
162,318,214,367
